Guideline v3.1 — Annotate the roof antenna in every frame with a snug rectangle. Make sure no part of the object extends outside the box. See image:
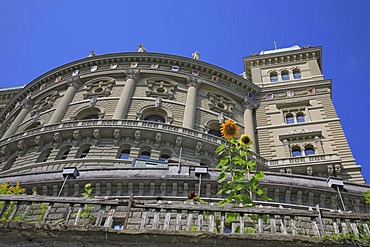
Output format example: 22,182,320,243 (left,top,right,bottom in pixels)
274,41,278,50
